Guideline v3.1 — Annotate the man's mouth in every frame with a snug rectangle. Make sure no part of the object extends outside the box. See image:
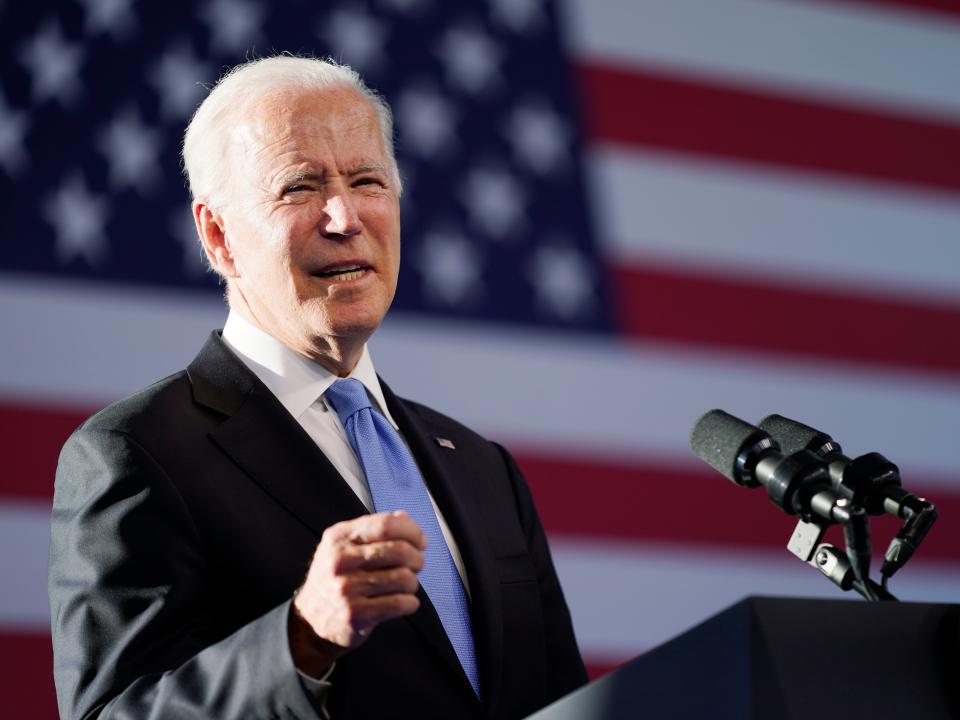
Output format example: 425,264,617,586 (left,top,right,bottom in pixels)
313,263,370,281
